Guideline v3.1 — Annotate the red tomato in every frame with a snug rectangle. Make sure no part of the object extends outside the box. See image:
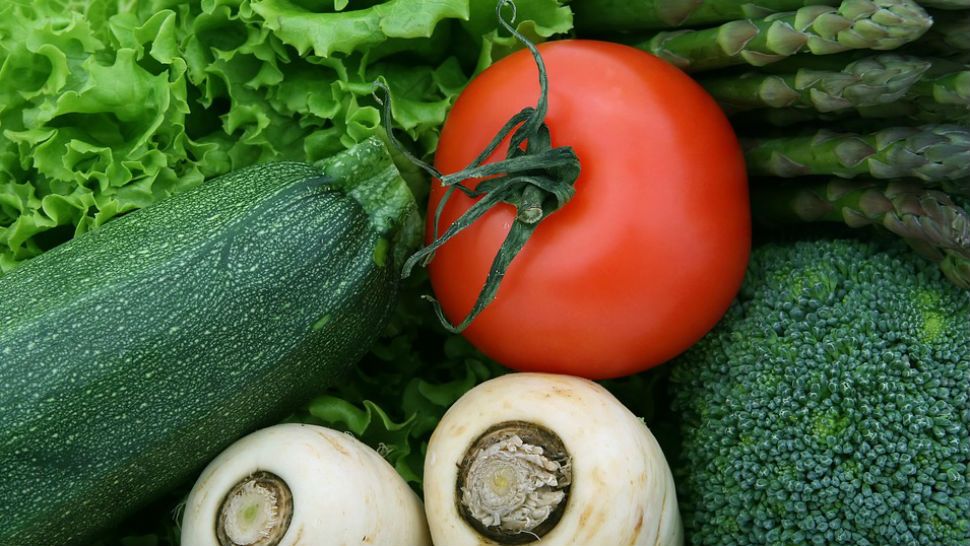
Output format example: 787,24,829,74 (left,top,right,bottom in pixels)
428,40,749,379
